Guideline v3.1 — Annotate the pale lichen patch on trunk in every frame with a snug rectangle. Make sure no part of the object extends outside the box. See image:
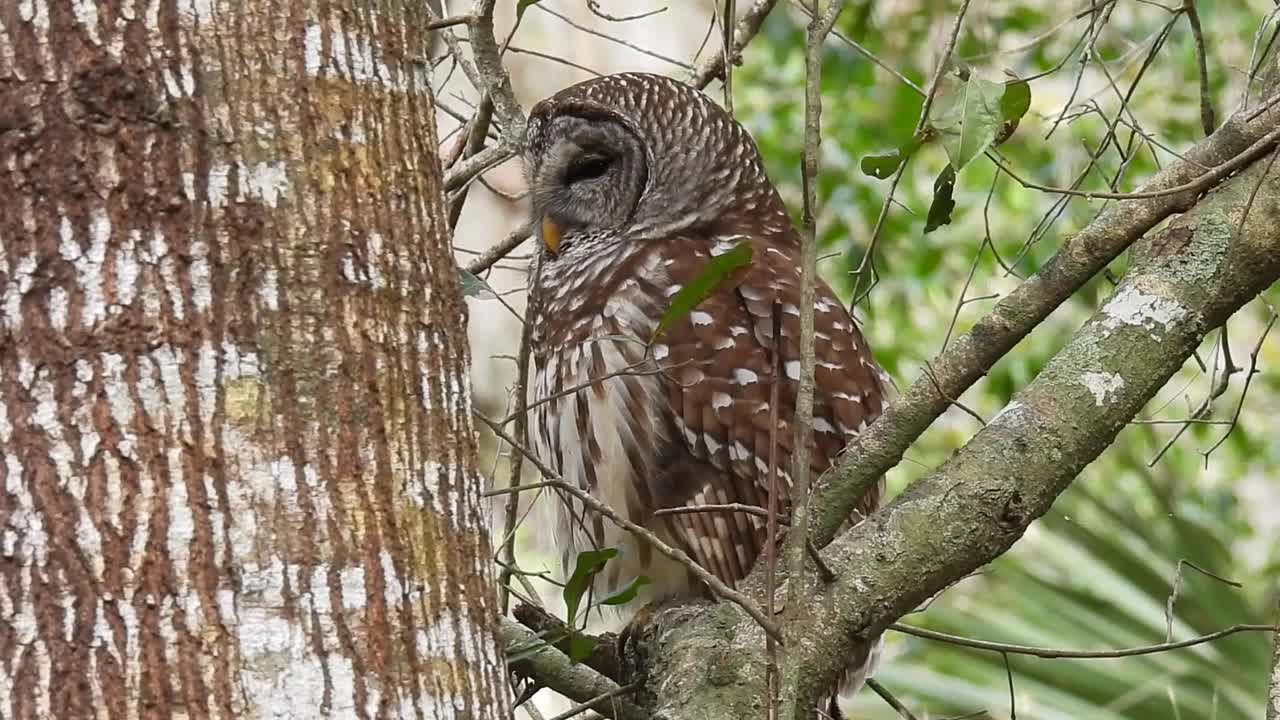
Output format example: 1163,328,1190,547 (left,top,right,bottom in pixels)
1099,285,1188,339
1080,371,1125,406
